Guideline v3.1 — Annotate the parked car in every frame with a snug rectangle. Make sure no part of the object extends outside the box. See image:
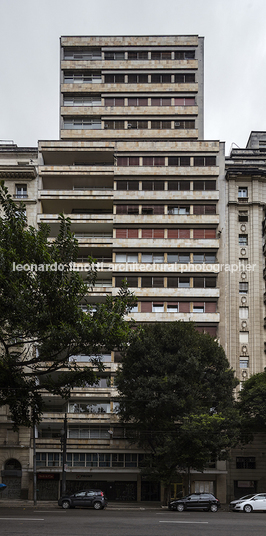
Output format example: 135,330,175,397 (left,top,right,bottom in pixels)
229,494,256,509
58,489,107,510
168,492,220,512
230,493,266,513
